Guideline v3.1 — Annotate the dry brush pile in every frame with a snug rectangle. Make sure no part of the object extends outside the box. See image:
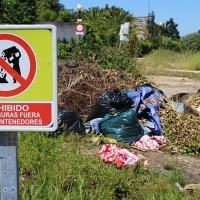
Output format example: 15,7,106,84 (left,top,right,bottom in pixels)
58,62,200,155
58,62,145,118
159,93,200,154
